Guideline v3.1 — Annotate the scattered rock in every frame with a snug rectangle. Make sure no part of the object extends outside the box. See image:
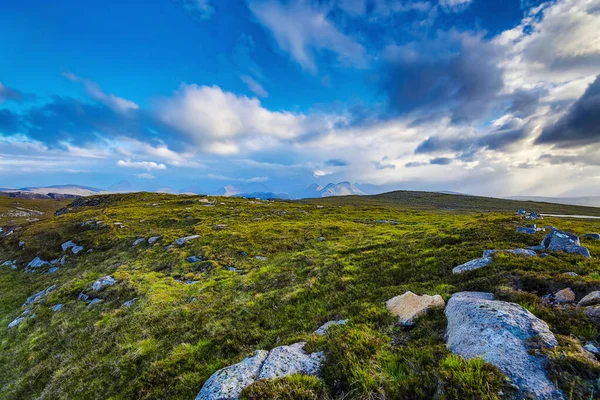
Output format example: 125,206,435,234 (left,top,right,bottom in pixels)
314,320,348,336
375,219,399,225
553,288,575,304
483,248,537,257
445,292,562,399
88,298,104,306
18,240,25,248
114,222,124,228
48,266,59,274
92,276,116,291
527,211,543,220
584,306,600,319
196,351,269,400
386,291,445,326
517,226,537,234
26,256,50,271
72,245,84,254
8,310,35,328
187,256,203,263
122,298,139,307
562,272,578,277
24,285,56,306
133,238,146,246
317,236,325,241
224,266,239,272
452,257,493,274
78,292,90,301
257,342,324,380
148,236,161,245
60,255,67,265
61,240,76,251
52,304,64,312
240,251,247,257
1,260,17,269
175,234,200,246
255,256,267,261
517,209,527,215
583,233,600,240
541,228,590,258
213,224,228,230
584,343,599,355
578,291,600,307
